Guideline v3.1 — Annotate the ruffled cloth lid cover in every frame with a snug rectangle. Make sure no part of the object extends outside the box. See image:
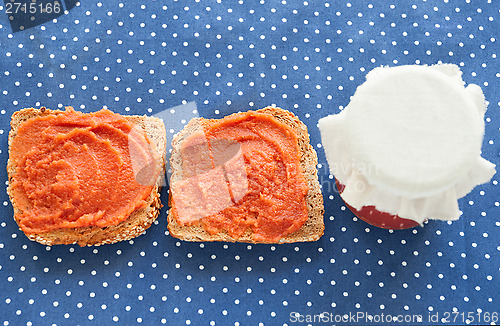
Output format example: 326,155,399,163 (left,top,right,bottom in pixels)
318,64,496,224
